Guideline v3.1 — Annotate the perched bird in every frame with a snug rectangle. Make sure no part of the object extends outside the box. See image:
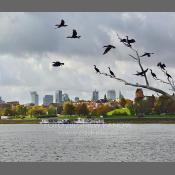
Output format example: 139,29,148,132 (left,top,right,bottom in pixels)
108,67,115,77
52,61,64,67
150,69,157,79
166,71,172,79
134,68,148,76
103,45,116,55
55,19,68,28
126,36,136,47
67,29,81,39
157,62,166,70
94,65,100,73
140,52,154,57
